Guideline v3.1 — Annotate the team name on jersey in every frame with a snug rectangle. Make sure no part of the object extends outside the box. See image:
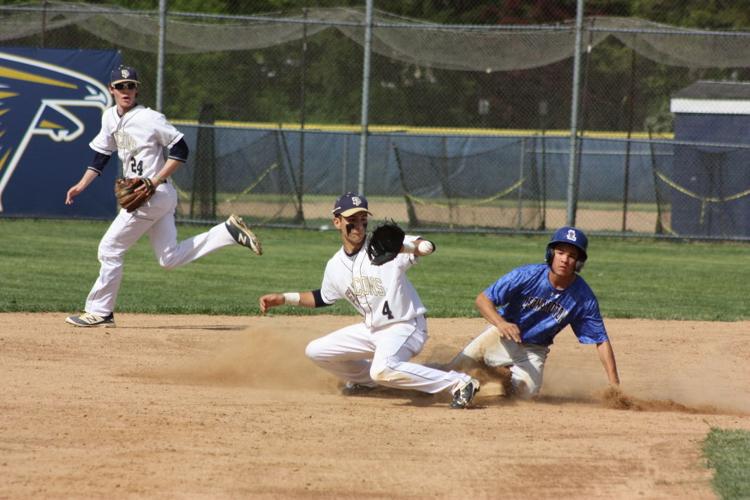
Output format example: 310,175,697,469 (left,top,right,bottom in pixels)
348,276,385,297
521,296,569,323
113,129,137,156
